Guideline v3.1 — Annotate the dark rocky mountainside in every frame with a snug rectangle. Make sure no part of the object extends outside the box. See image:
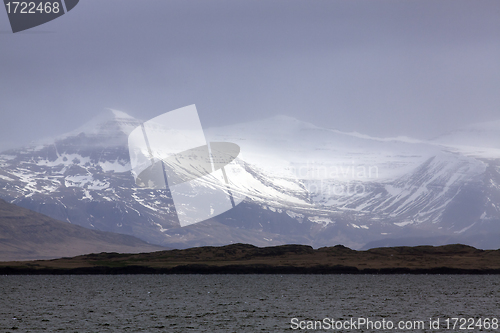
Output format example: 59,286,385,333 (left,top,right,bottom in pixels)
0,199,166,261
